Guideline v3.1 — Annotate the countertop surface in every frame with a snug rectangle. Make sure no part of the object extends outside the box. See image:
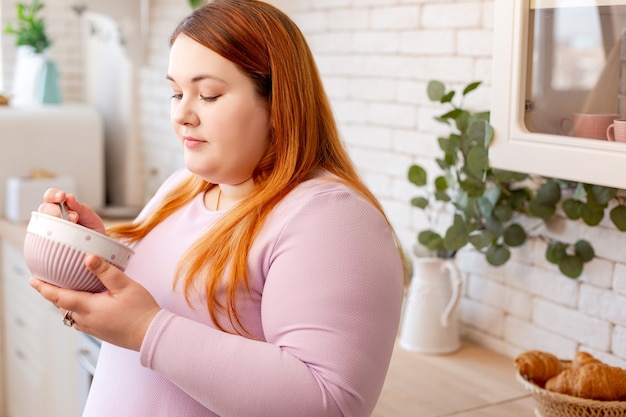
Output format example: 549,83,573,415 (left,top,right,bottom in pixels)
0,217,535,416
373,340,535,416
